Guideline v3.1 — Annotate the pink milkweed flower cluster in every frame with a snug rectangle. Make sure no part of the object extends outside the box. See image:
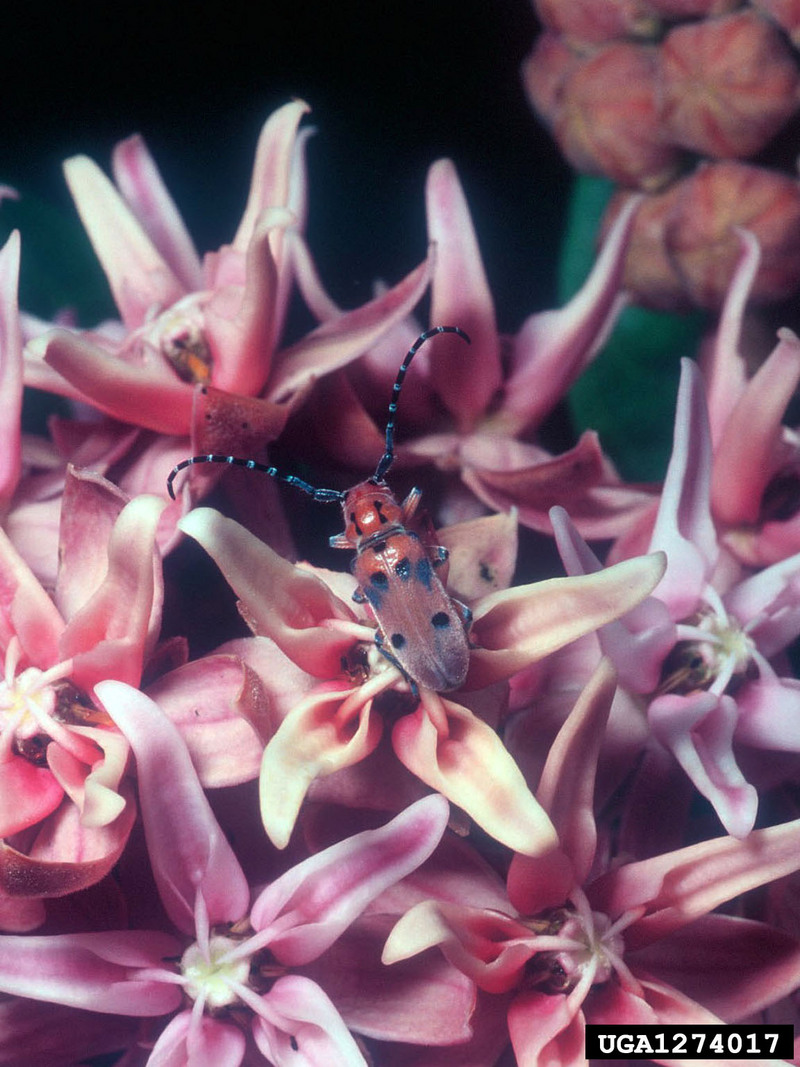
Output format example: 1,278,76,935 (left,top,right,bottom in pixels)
0,98,800,1067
